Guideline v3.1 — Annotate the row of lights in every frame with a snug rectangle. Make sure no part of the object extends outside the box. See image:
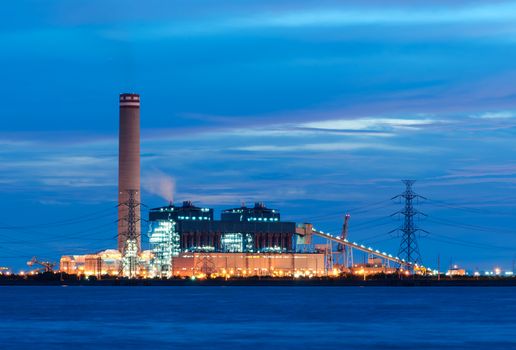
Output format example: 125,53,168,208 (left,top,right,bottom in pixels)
247,217,279,222
178,216,210,220
314,229,431,270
